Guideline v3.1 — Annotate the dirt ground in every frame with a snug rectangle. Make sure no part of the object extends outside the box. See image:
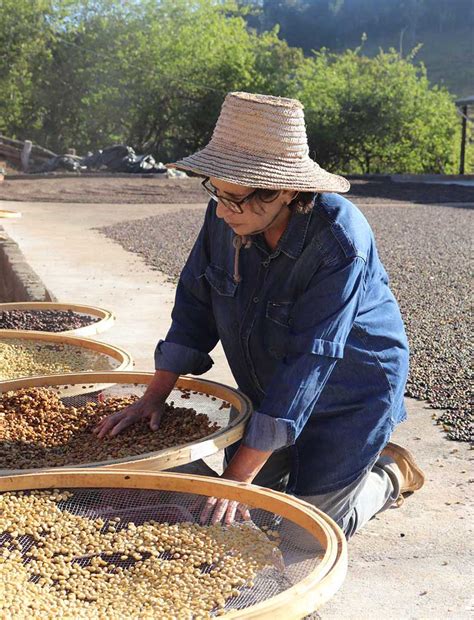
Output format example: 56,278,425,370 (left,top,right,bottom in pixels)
0,174,473,204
